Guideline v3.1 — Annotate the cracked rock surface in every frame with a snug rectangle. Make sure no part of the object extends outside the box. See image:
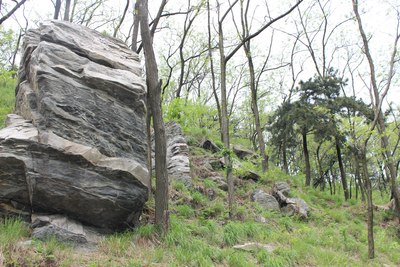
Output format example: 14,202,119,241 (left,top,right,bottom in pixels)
0,20,149,233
